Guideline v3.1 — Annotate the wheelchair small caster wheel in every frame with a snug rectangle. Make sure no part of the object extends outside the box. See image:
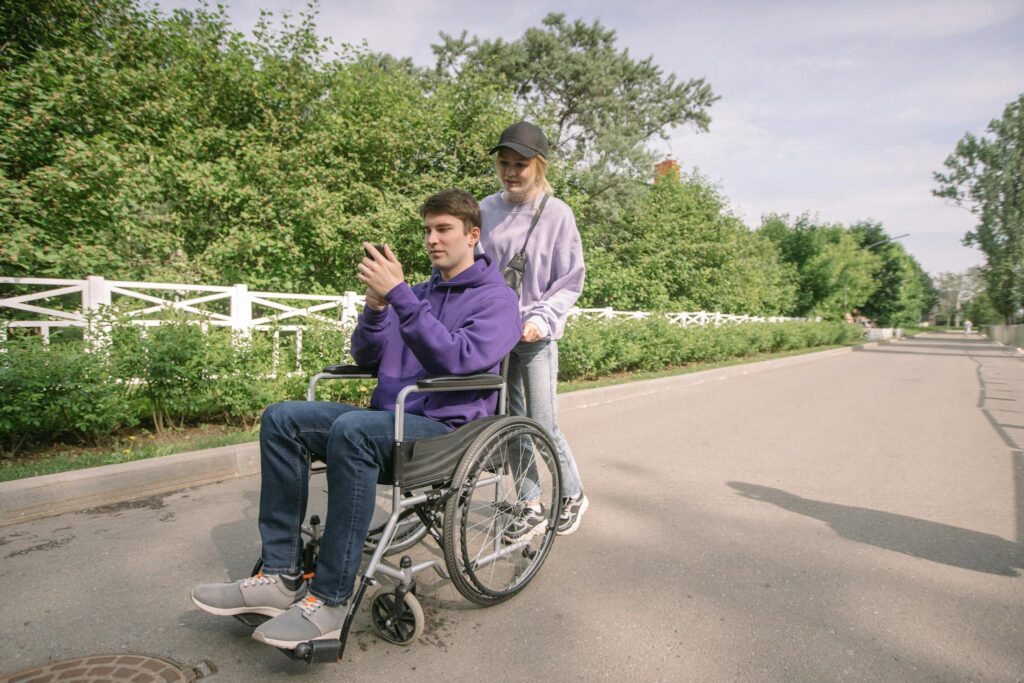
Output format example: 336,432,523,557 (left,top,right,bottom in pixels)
369,588,424,645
